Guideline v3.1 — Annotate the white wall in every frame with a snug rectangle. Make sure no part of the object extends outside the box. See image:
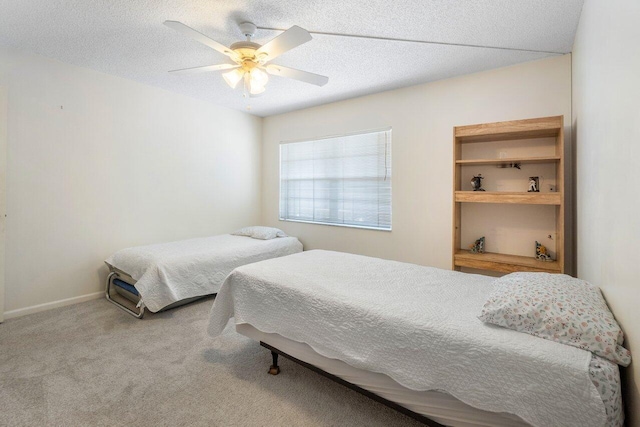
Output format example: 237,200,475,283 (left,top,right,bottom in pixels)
572,1,640,424
262,55,572,270
0,48,262,316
